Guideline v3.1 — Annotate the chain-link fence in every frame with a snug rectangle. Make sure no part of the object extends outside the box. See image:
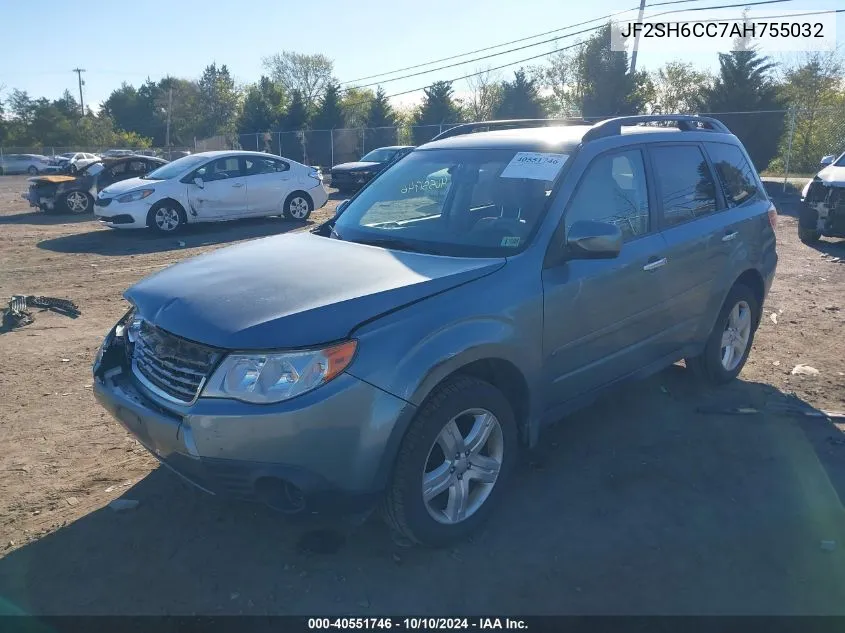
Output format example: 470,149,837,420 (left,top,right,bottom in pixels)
0,146,194,161
5,108,843,185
